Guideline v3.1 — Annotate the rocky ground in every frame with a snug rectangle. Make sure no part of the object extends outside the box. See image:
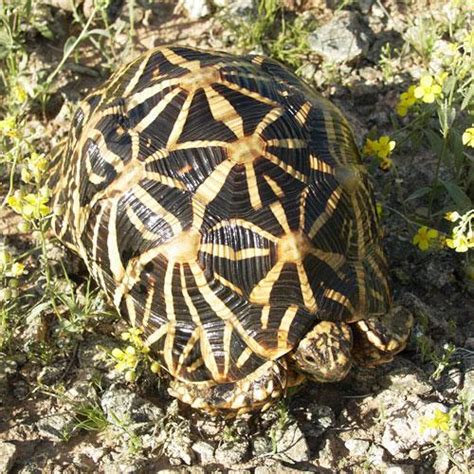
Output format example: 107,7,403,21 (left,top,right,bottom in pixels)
0,1,473,473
